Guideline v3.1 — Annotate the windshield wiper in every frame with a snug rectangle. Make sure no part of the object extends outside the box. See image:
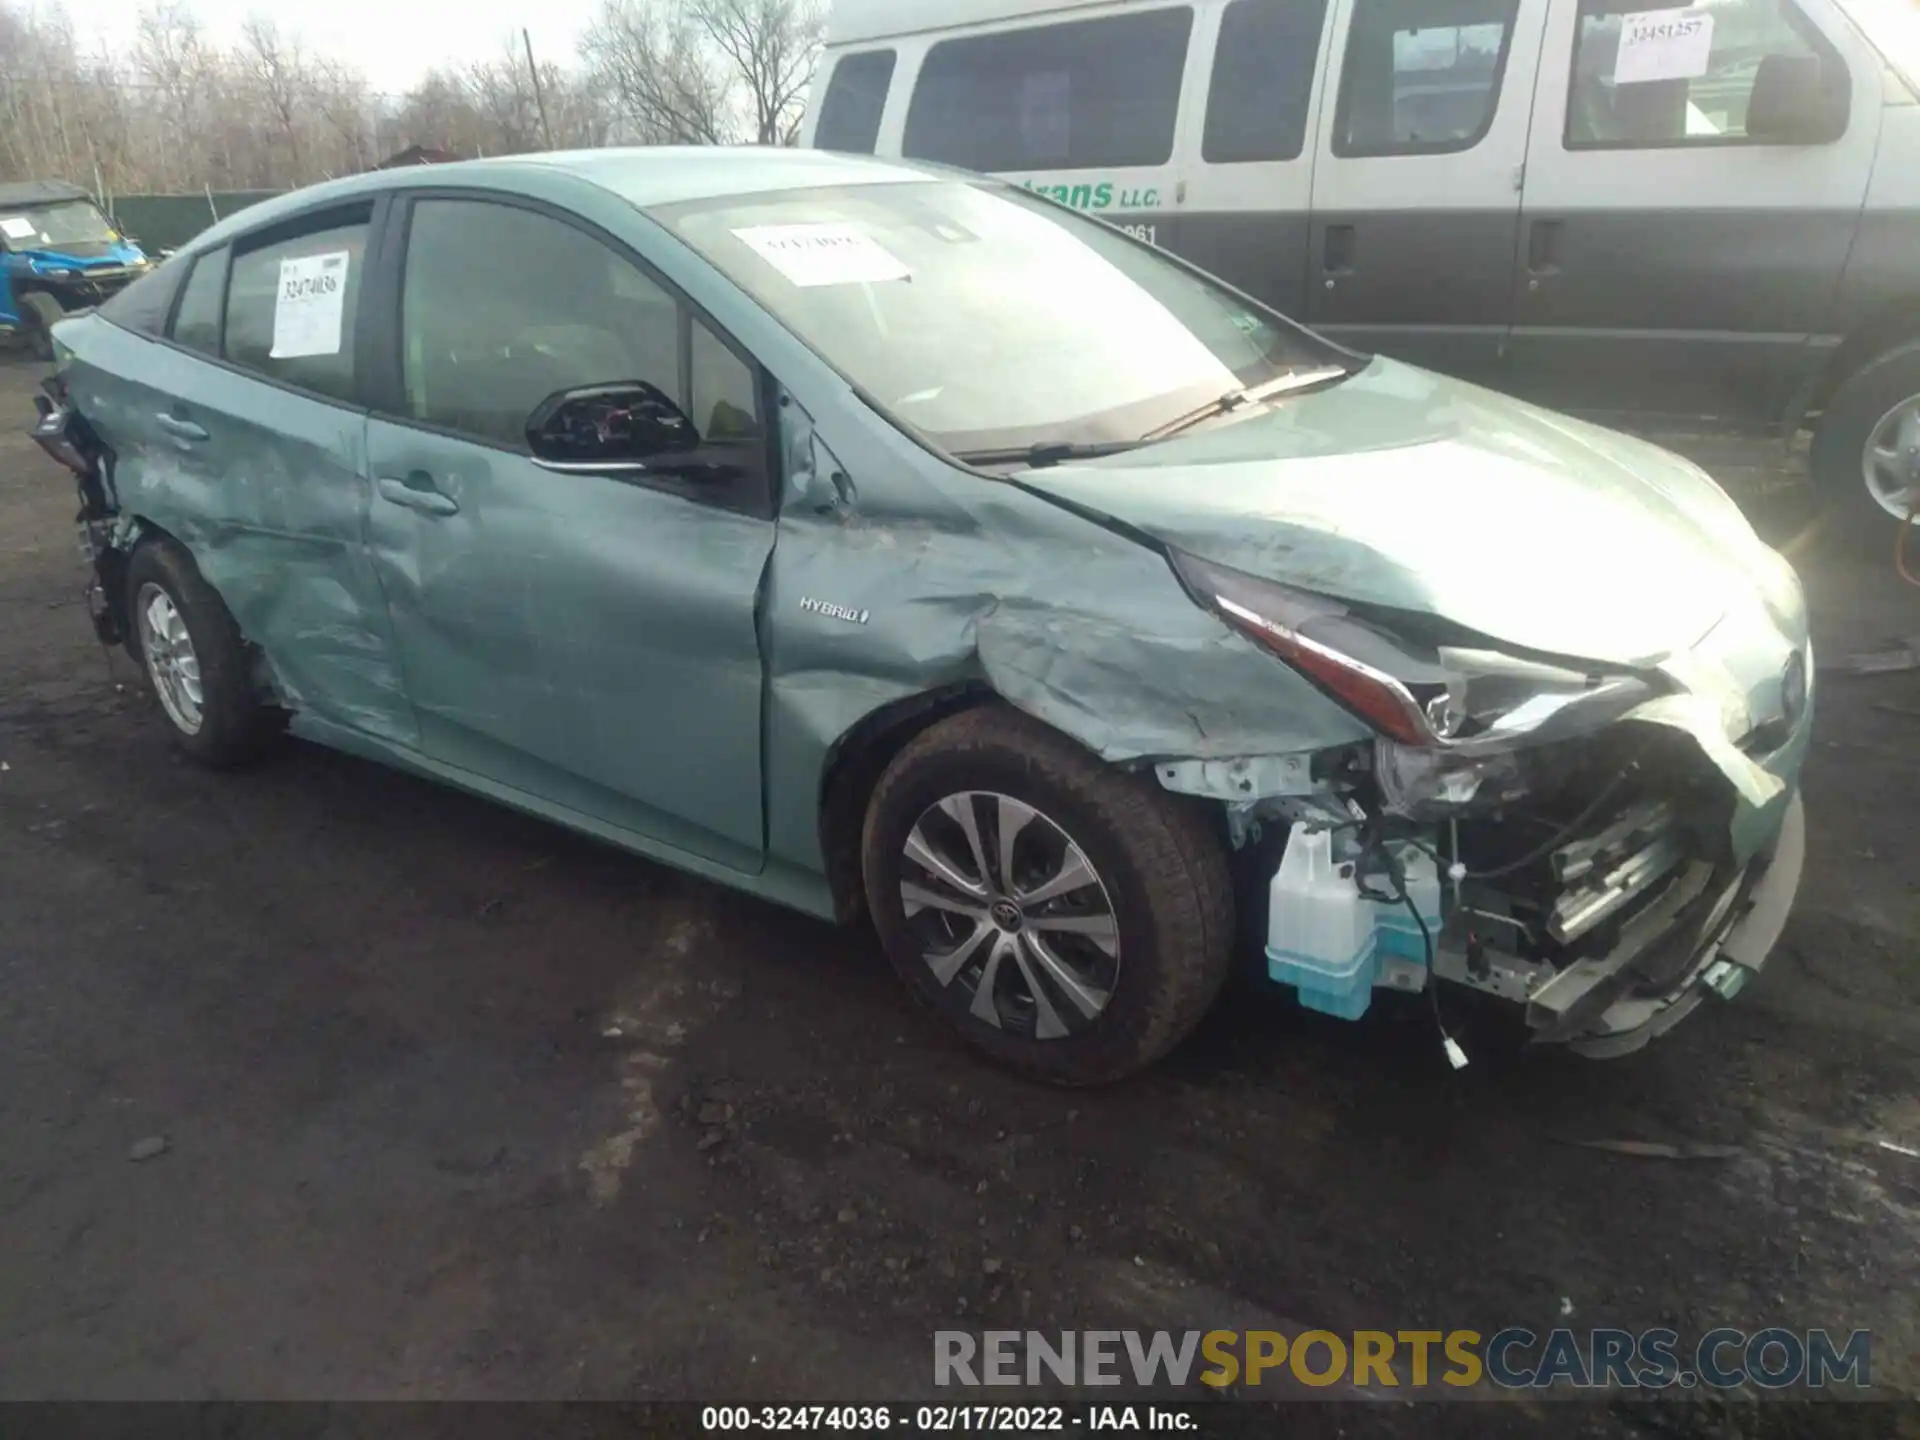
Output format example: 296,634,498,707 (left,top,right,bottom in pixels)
1142,364,1353,443
954,439,1146,470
